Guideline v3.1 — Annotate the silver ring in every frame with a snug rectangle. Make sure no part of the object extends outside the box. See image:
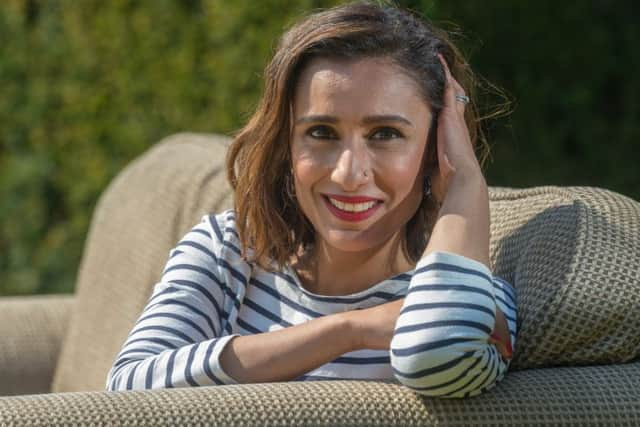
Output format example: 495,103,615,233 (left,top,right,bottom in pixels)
455,94,470,104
